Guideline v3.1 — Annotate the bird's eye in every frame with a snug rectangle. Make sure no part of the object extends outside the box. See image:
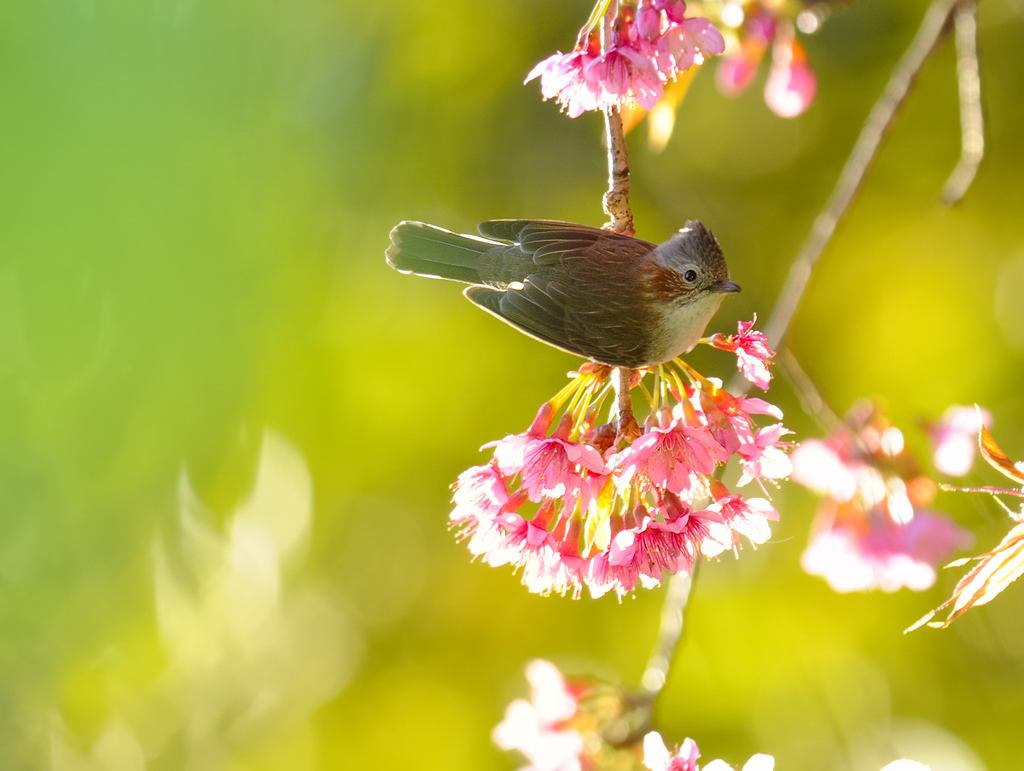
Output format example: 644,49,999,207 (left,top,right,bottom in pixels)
683,269,698,282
